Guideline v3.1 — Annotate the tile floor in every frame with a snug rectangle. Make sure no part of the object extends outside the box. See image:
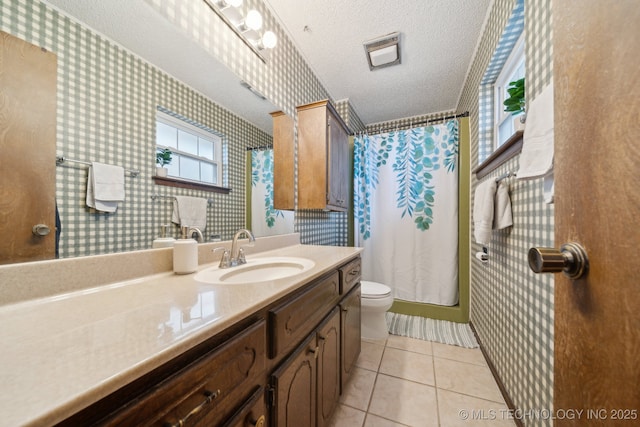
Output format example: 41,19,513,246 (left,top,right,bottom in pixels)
329,334,517,427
